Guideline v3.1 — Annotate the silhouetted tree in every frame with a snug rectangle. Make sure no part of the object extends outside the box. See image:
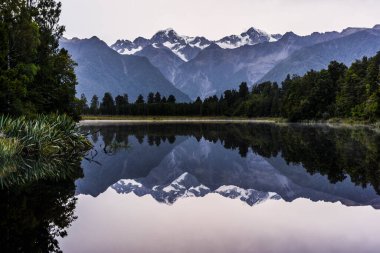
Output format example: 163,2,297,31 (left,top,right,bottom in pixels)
90,95,99,115
100,92,115,114
135,94,145,104
154,92,161,103
167,95,176,103
147,92,155,104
